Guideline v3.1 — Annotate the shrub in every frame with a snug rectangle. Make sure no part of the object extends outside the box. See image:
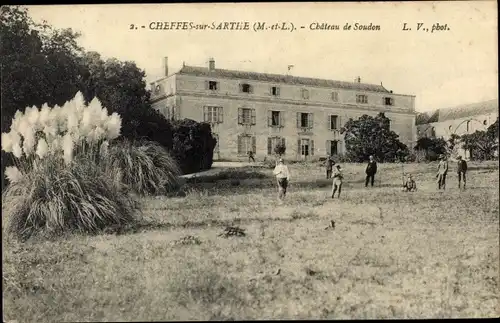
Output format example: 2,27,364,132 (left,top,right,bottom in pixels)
105,139,181,195
171,119,217,174
3,153,138,241
273,140,286,156
1,92,146,240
